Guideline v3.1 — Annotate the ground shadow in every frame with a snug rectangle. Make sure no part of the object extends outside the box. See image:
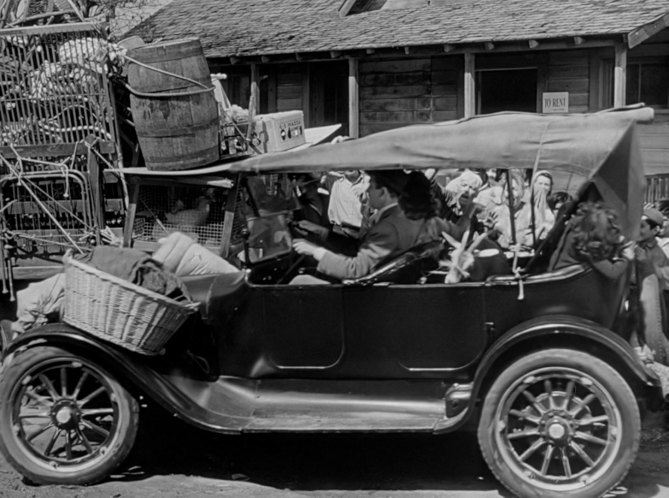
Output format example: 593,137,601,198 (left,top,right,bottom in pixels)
119,408,504,493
